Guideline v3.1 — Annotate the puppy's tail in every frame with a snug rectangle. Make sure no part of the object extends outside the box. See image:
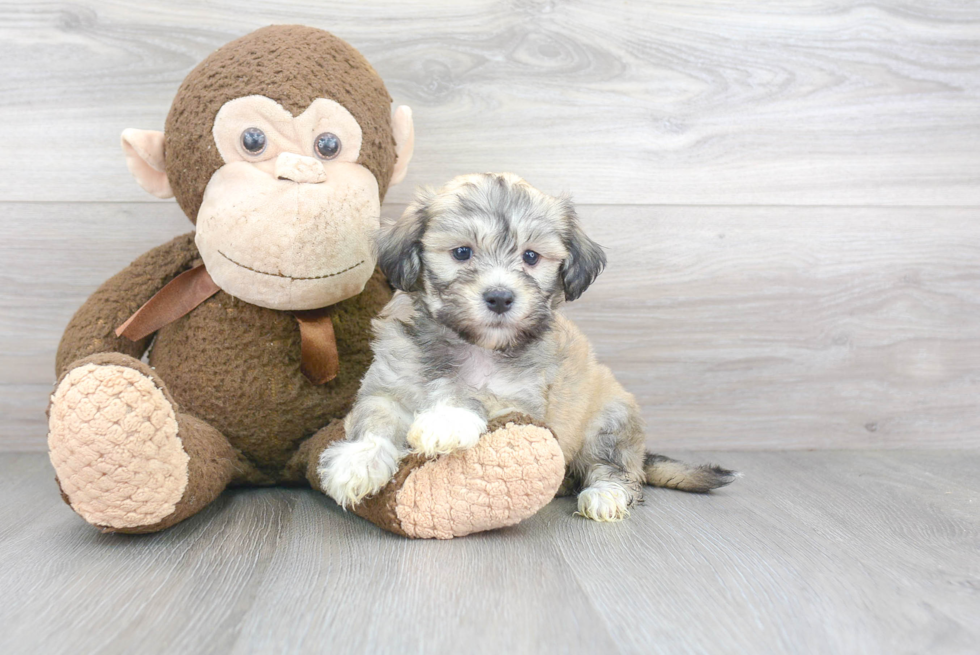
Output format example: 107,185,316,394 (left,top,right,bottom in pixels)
643,452,737,493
